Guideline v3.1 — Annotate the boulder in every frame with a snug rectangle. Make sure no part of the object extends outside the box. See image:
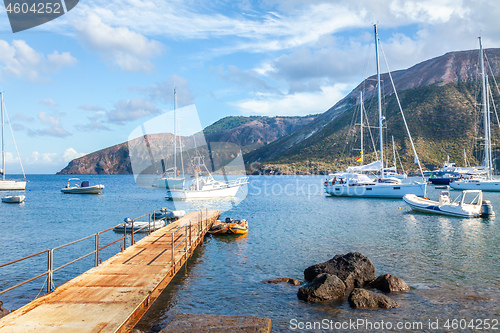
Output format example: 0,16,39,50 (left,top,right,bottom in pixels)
297,273,346,303
263,278,300,286
369,274,409,293
0,301,9,319
304,252,375,291
348,288,398,309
